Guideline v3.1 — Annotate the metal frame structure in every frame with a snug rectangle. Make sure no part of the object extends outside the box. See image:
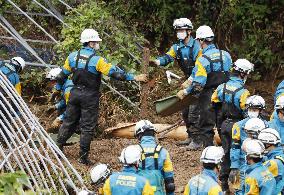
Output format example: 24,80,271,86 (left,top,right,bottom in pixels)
0,70,86,193
0,0,141,109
